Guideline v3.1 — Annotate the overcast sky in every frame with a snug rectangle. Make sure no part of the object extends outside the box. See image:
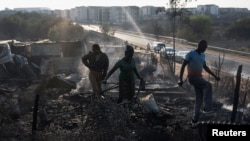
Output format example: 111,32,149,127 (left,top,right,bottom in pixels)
1,0,250,10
